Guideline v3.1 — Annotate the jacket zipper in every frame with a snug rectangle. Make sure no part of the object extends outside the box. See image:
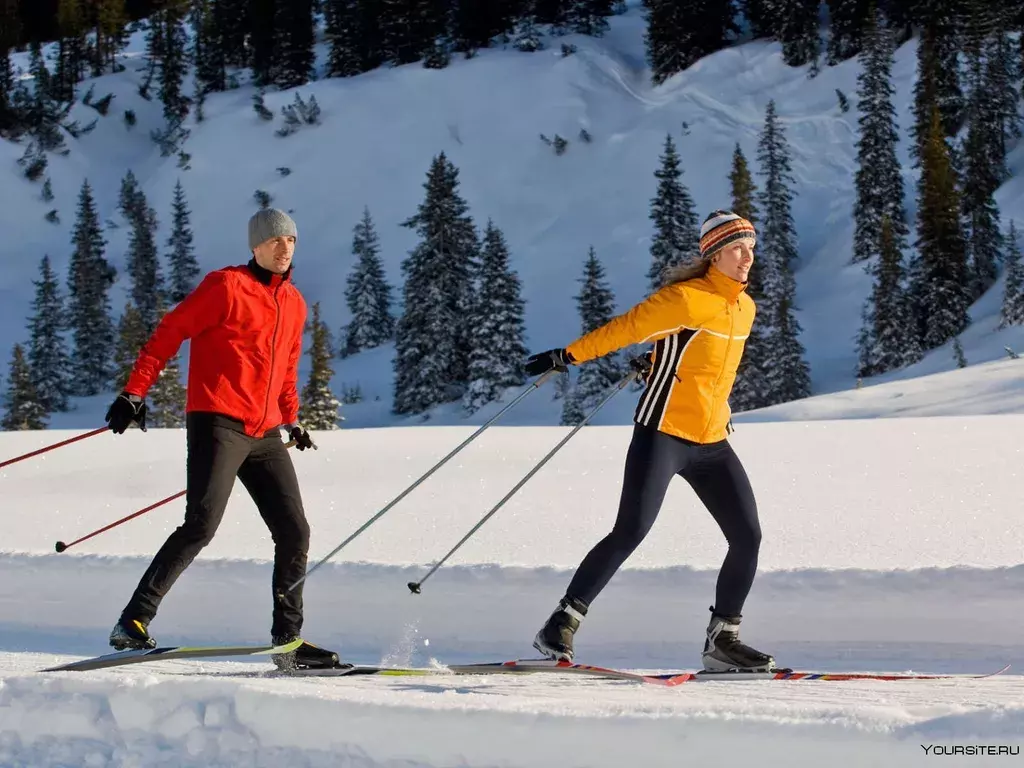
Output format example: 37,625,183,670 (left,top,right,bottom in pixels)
259,283,282,435
701,301,735,441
